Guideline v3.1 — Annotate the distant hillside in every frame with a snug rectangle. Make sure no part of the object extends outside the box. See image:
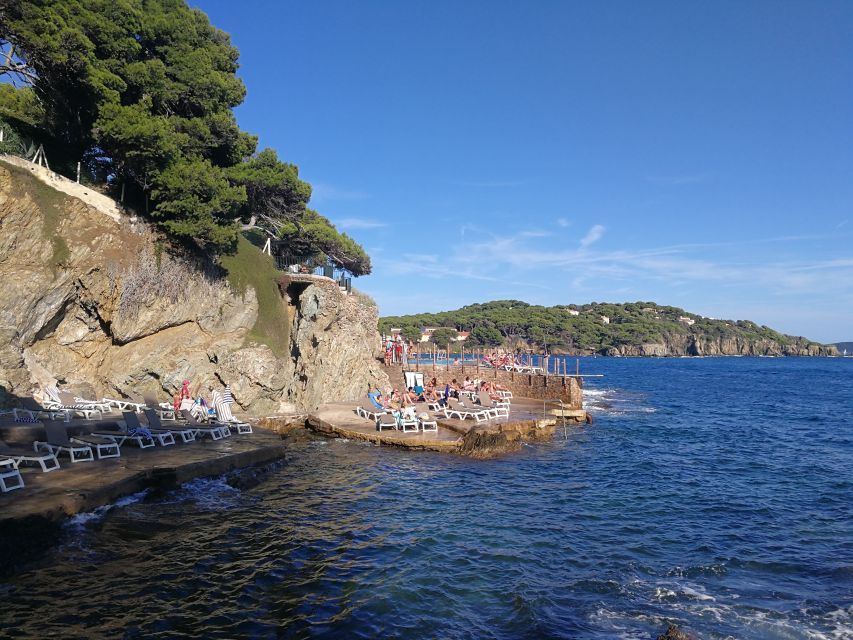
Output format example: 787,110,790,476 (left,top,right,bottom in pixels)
835,342,853,354
380,300,837,357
